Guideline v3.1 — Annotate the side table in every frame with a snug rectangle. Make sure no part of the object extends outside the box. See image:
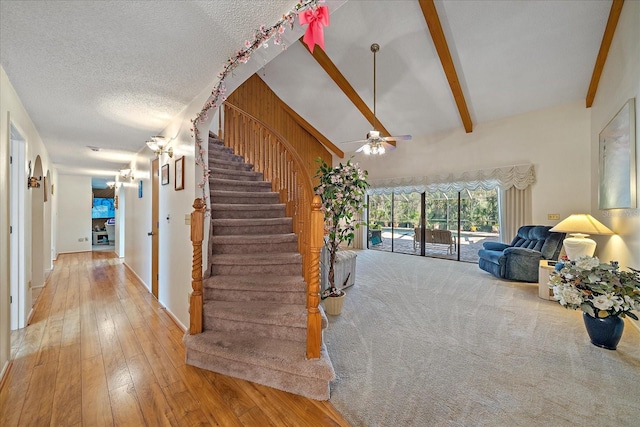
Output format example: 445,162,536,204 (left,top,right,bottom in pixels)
538,260,556,300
